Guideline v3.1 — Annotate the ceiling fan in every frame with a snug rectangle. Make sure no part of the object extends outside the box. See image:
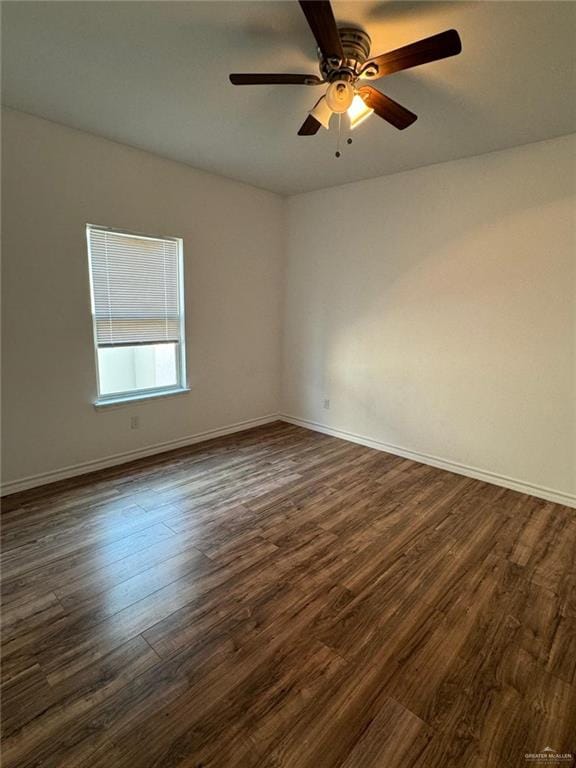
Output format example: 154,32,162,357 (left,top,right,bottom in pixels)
229,0,462,139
